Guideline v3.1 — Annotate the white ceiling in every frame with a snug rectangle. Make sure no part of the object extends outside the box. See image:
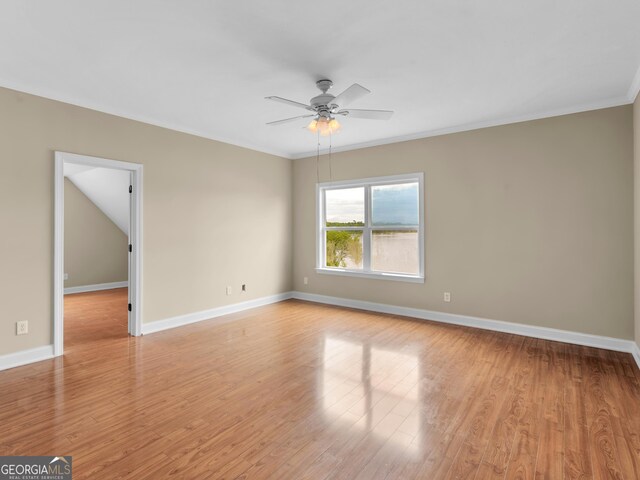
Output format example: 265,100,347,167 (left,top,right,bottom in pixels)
1,1,639,159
